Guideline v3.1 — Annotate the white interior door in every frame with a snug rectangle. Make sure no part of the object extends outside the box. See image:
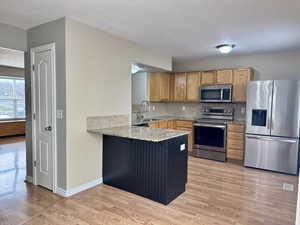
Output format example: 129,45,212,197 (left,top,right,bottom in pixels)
31,44,56,190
